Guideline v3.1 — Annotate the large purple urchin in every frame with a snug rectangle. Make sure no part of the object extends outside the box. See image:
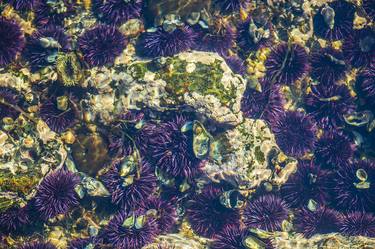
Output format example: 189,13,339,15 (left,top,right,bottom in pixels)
105,209,159,249
243,194,289,232
92,0,143,26
78,24,126,67
0,87,21,120
185,185,240,238
23,26,71,72
304,84,356,129
314,129,355,168
281,160,331,208
0,206,30,234
241,79,285,123
211,224,274,249
102,159,157,209
136,25,195,58
34,169,80,220
313,0,355,41
270,111,317,158
363,0,375,21
34,0,75,27
264,43,309,85
39,97,76,133
356,64,375,108
310,47,348,85
339,212,375,237
141,197,177,233
343,28,375,68
0,17,24,67
331,159,375,212
6,0,38,11
147,115,201,180
18,242,57,249
294,205,341,238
